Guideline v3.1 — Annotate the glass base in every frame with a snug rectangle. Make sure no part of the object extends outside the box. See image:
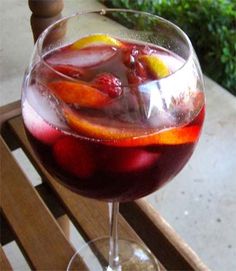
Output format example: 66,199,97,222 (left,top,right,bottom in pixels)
67,237,160,271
